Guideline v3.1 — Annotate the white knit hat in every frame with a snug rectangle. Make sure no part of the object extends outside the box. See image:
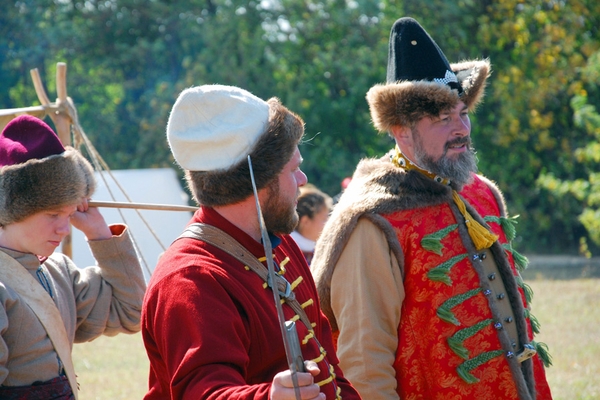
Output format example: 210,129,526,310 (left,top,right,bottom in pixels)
166,85,270,171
